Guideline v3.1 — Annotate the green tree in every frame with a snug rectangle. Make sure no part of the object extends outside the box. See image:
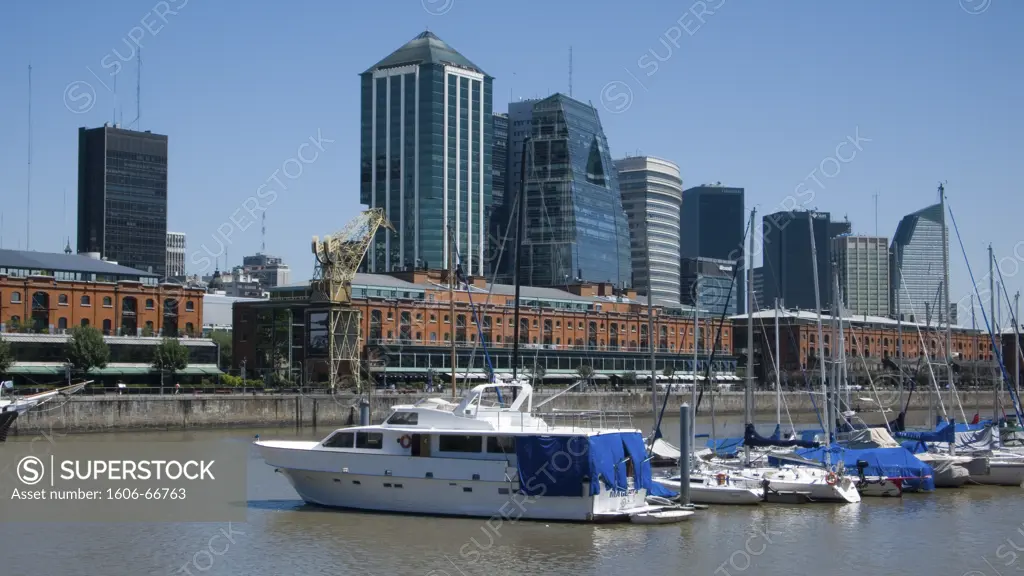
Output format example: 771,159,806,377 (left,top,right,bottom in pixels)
141,324,154,337
0,336,12,377
662,366,675,379
576,364,594,381
524,362,546,383
153,338,190,375
209,330,232,369
66,325,109,374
